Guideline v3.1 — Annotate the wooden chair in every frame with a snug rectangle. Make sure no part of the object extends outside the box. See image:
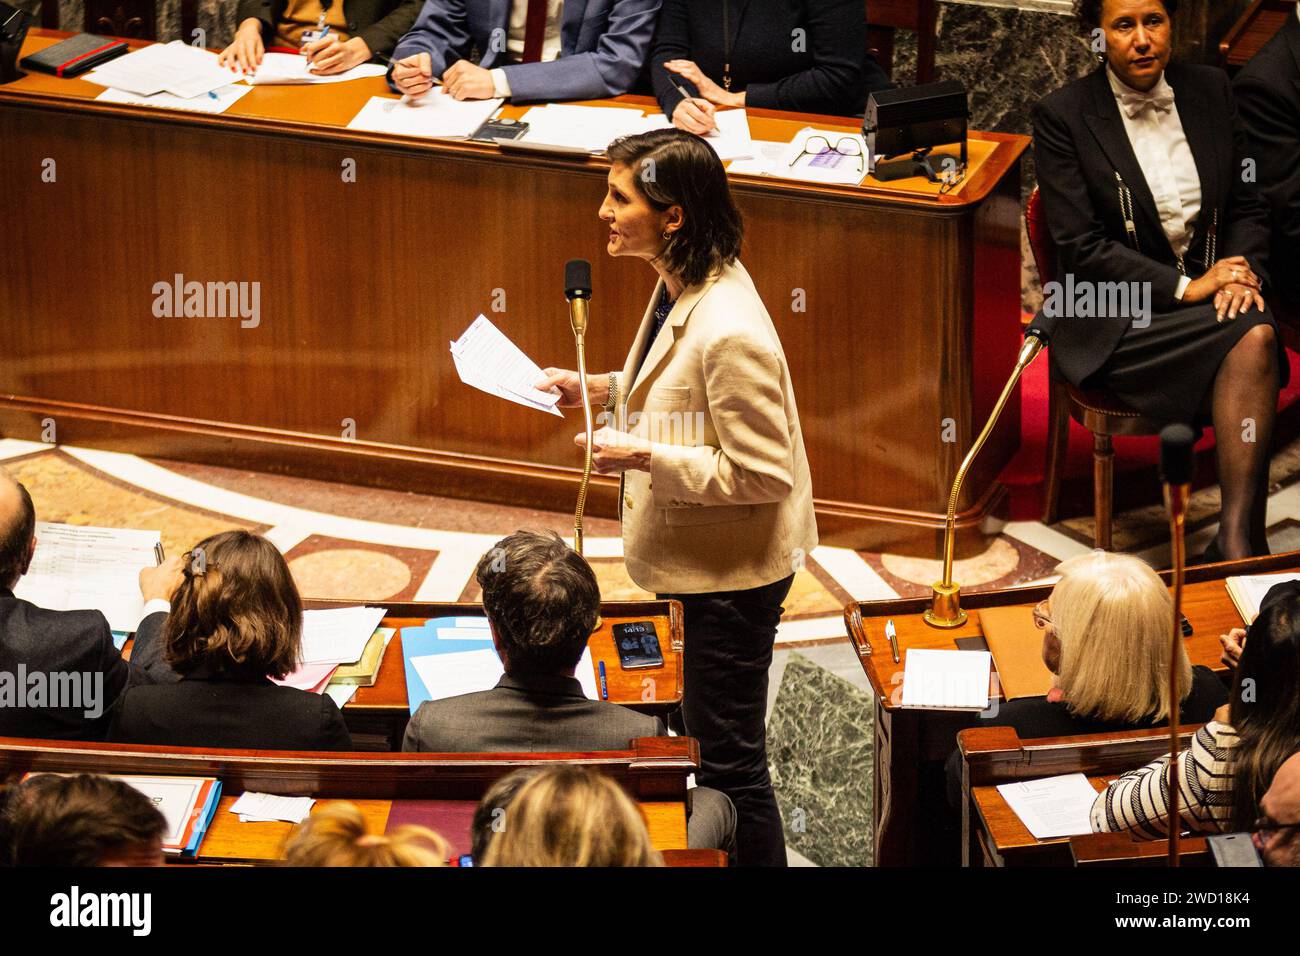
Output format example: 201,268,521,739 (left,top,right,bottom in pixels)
40,0,199,42
1070,831,1211,866
1219,0,1294,72
0,734,708,864
957,724,1202,866
1028,185,1164,549
867,0,938,86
